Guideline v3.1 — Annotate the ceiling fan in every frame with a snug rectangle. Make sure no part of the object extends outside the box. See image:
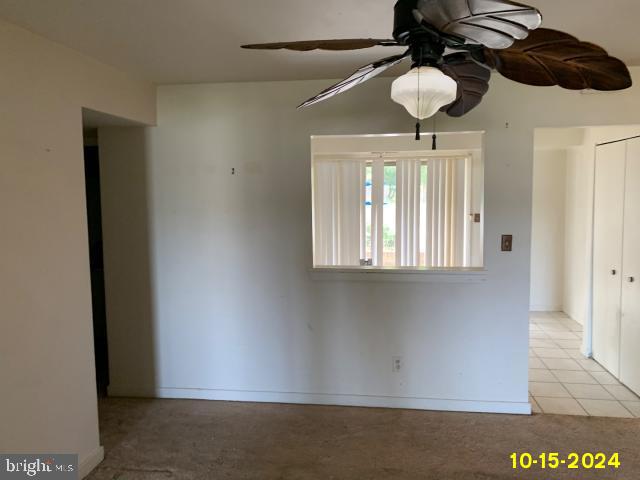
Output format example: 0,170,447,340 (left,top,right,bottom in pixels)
242,0,632,139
